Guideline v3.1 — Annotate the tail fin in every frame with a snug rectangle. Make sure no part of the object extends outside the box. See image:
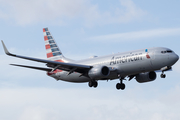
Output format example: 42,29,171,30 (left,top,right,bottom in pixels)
43,28,68,62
